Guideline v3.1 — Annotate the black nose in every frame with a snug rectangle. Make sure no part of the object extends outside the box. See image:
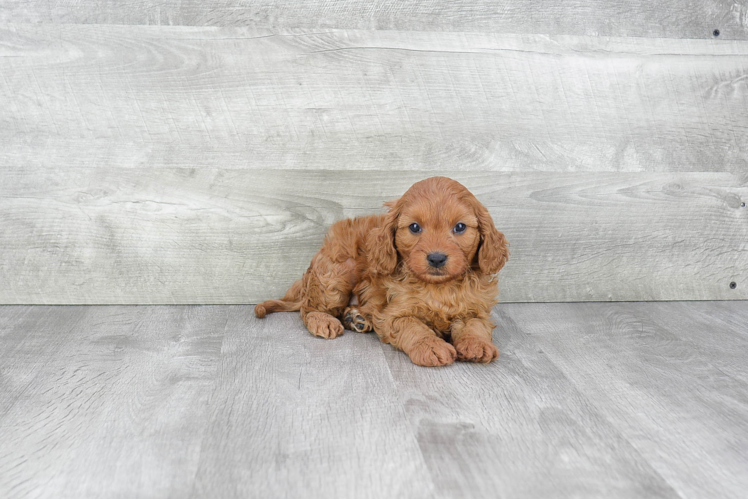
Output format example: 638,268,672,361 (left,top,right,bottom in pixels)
427,252,448,268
